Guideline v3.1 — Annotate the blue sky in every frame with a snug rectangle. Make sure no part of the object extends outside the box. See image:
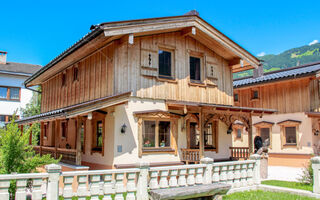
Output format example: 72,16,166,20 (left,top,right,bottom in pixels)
1,0,319,66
